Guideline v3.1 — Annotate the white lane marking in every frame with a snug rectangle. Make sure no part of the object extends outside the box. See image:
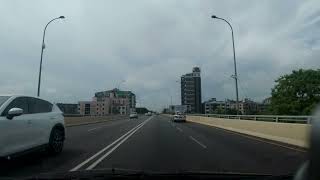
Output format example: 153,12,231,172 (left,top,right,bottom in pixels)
88,124,115,132
88,127,102,132
86,117,152,170
189,136,207,149
176,127,183,132
70,117,152,172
